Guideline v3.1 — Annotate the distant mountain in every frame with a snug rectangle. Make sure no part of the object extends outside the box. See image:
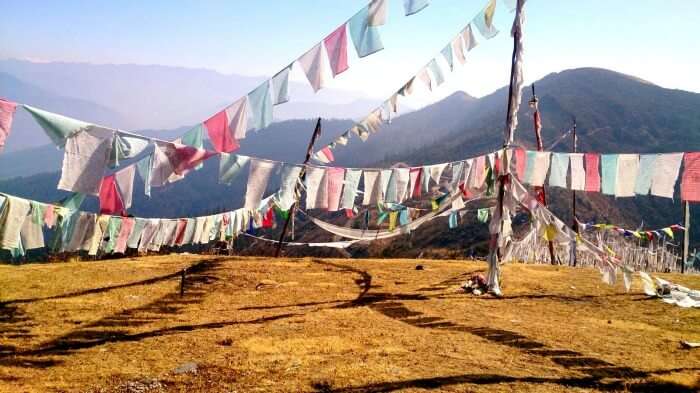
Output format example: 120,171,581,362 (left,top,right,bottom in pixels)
0,72,126,152
0,59,381,133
